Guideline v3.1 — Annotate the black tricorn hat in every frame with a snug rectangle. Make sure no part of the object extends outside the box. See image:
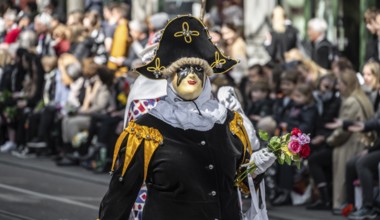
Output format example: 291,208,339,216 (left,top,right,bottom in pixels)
134,14,238,80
